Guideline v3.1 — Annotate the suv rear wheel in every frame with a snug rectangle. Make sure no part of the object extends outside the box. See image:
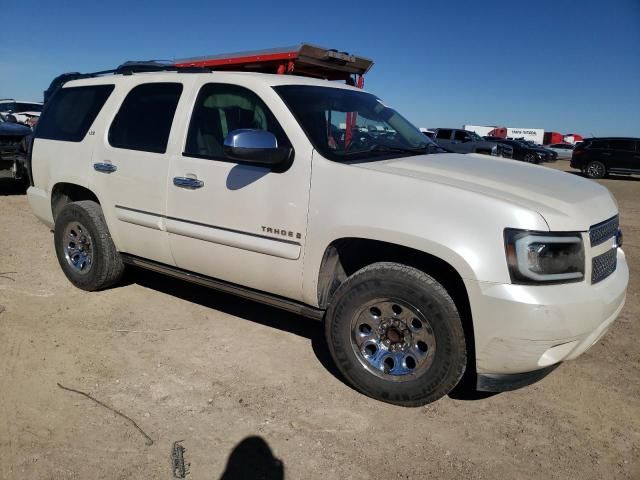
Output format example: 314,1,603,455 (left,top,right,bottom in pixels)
325,262,467,406
54,200,125,291
585,160,606,179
